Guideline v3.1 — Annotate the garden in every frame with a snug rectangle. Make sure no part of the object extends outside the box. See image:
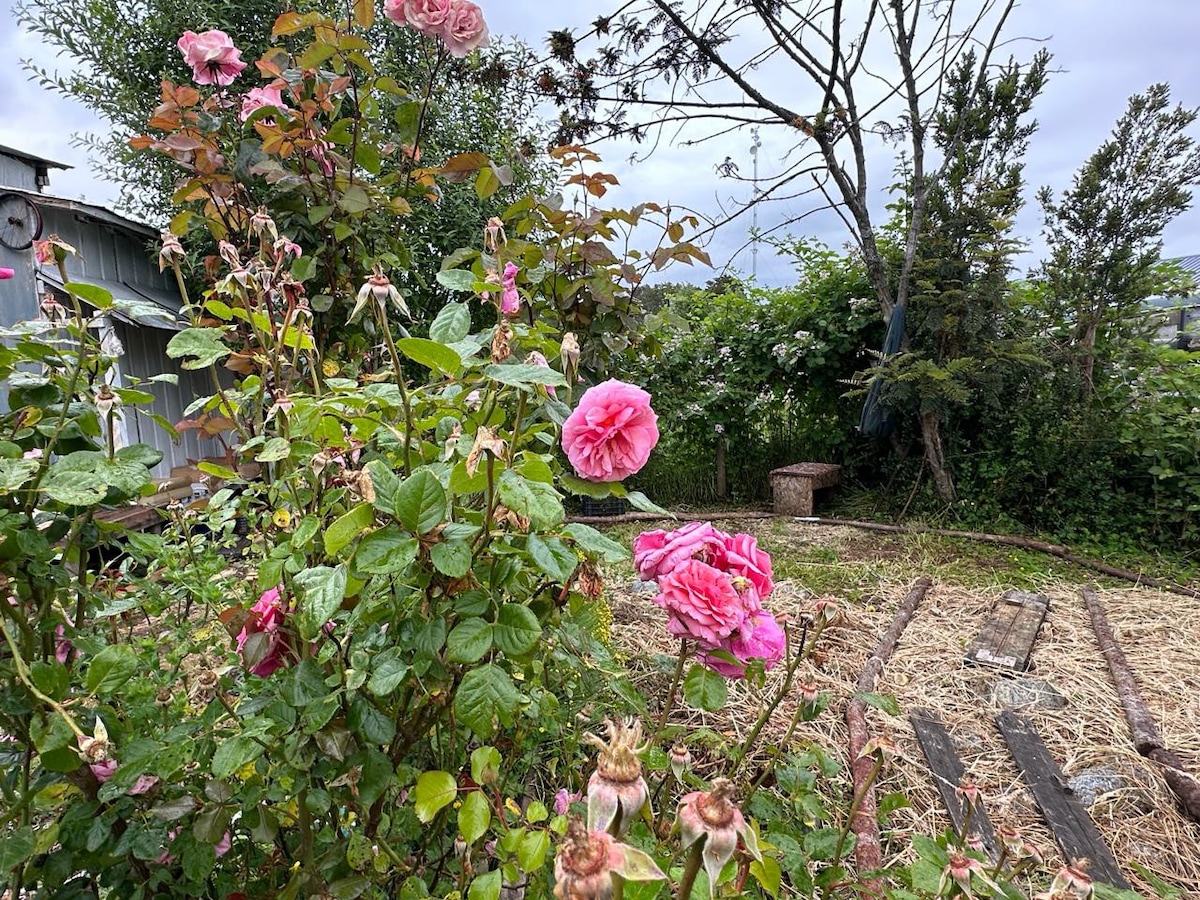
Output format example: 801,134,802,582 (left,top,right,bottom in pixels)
3,1,1200,899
